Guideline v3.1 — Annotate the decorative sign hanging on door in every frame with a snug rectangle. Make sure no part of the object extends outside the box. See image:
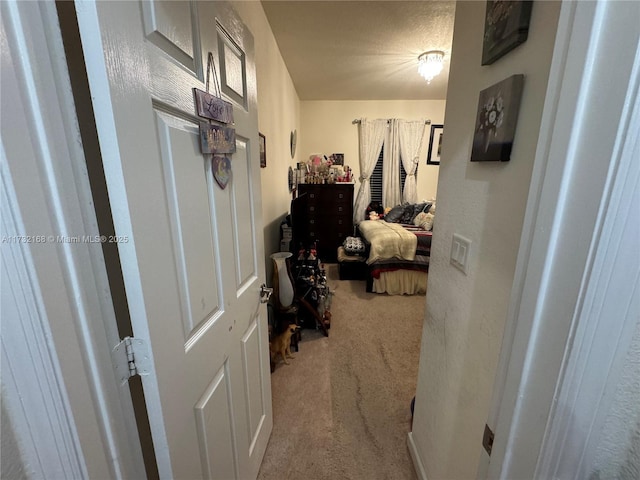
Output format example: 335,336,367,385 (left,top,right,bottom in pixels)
193,88,234,124
212,155,232,189
196,52,236,188
199,122,236,154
